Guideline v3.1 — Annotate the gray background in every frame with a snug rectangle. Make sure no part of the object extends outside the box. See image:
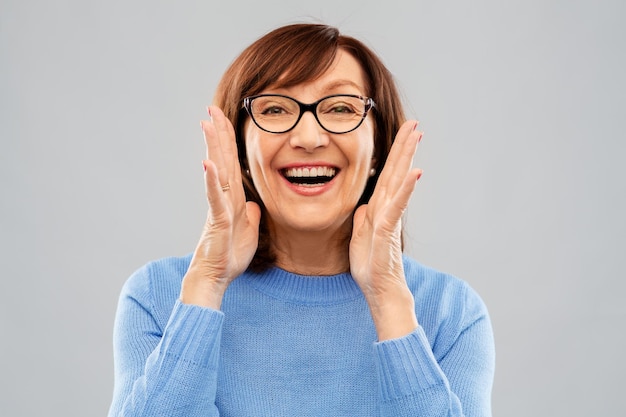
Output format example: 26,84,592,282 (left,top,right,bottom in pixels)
1,0,624,416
